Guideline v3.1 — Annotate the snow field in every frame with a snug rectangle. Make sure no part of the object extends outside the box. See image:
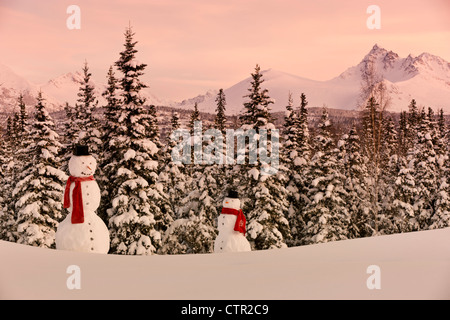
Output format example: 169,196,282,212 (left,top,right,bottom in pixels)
1,227,449,299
